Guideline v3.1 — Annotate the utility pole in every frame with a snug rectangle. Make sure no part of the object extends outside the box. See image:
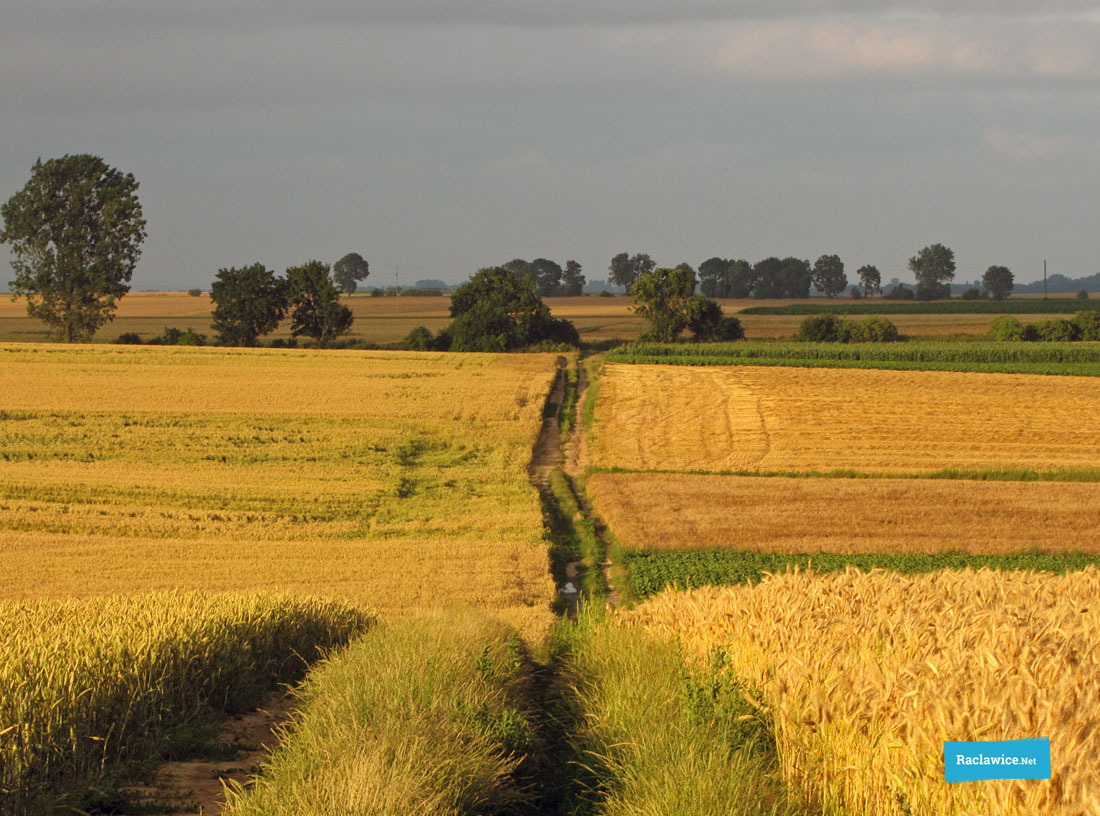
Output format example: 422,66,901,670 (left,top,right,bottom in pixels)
395,266,400,314
1043,260,1047,300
